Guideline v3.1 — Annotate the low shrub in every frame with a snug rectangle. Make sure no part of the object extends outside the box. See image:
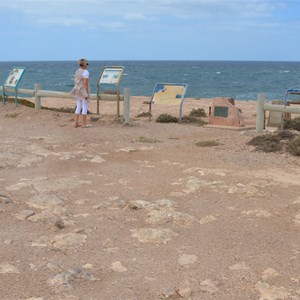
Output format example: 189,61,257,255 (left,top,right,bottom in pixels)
275,130,296,140
180,115,207,126
156,114,178,123
189,108,207,117
284,117,300,131
286,137,300,156
247,134,282,153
